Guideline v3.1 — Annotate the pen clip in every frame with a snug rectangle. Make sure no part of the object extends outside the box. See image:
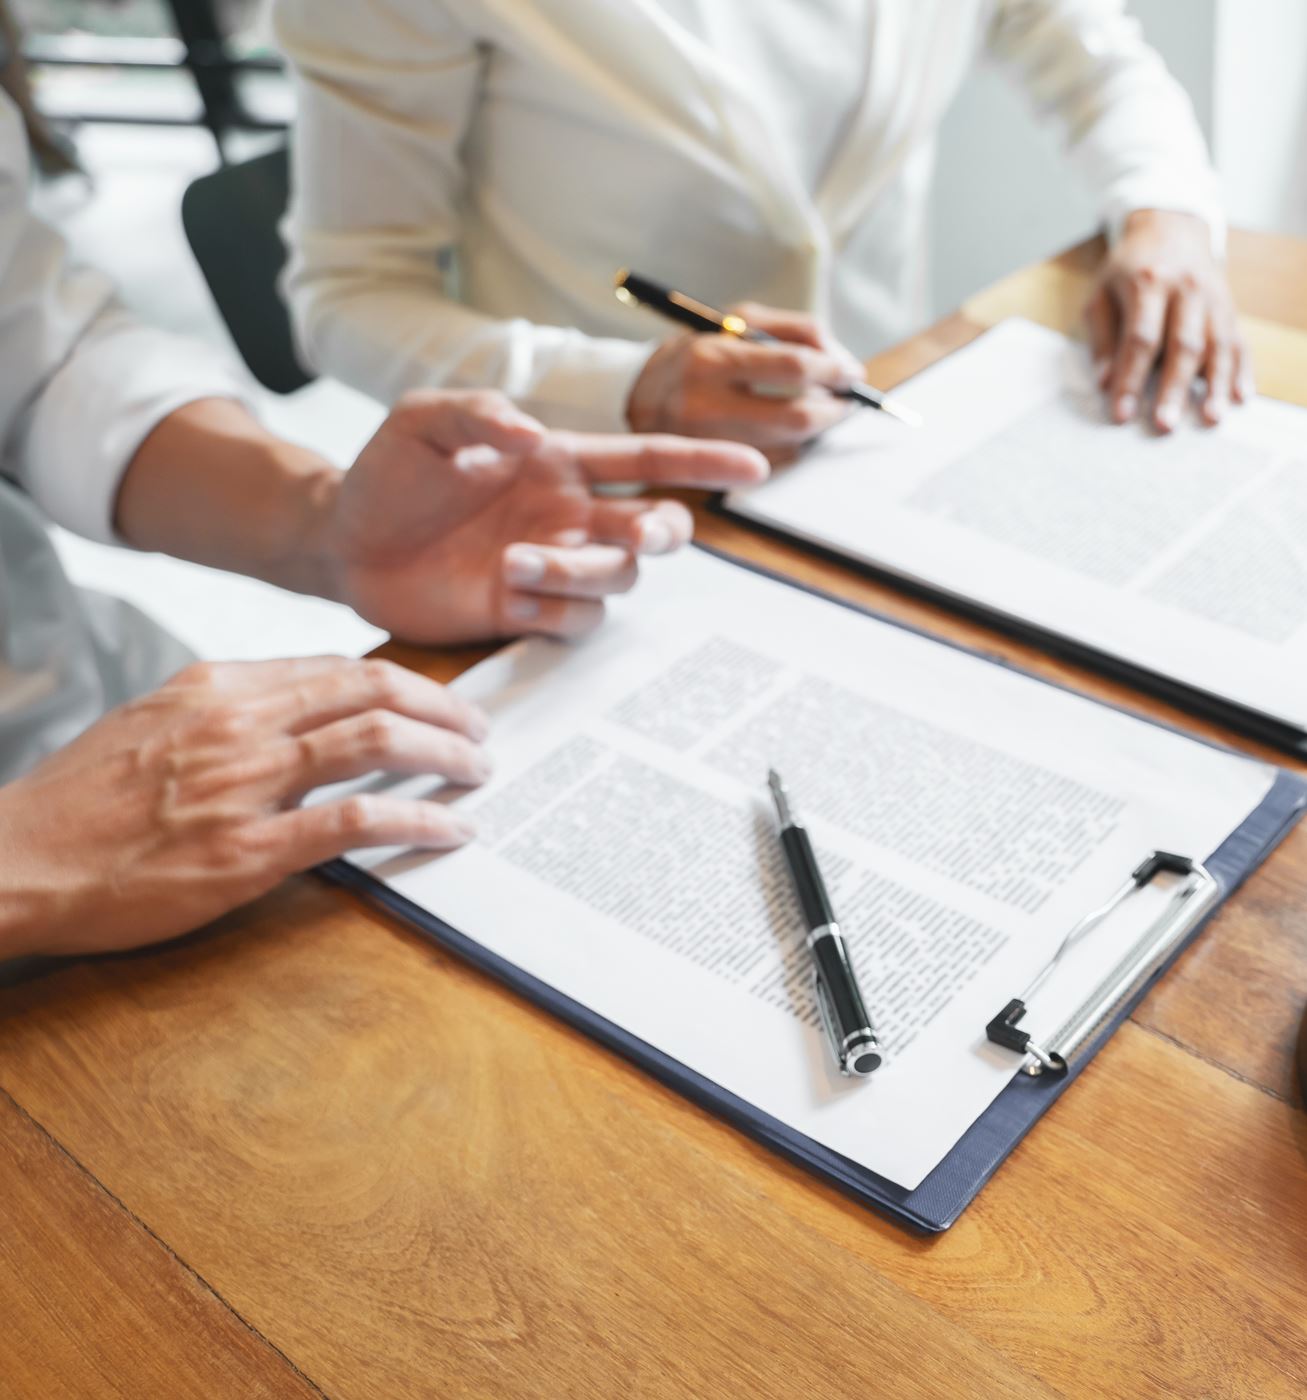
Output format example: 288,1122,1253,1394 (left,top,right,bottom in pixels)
813,969,844,1074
